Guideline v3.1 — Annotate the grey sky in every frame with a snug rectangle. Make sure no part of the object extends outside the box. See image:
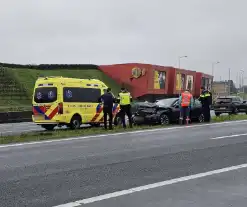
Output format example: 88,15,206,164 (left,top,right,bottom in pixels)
0,0,246,84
